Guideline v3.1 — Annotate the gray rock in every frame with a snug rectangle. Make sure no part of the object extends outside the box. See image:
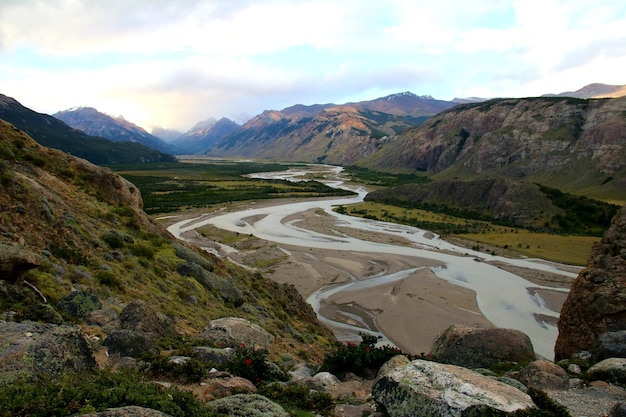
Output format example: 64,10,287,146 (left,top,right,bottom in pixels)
609,402,626,417
496,376,528,393
206,393,289,417
300,371,340,392
177,262,244,306
372,358,535,417
429,324,536,369
567,363,582,375
593,330,626,362
172,242,216,272
587,358,626,384
0,321,96,383
103,329,158,358
119,301,176,338
516,360,570,391
58,290,102,318
192,346,234,364
195,317,275,350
